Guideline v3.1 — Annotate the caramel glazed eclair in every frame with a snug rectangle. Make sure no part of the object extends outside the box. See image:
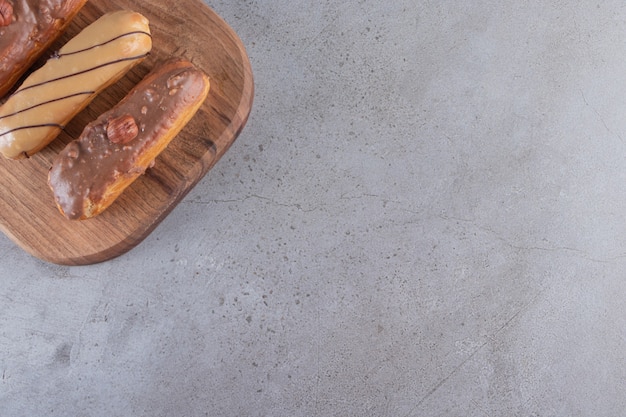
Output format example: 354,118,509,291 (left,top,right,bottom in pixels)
0,0,88,98
49,58,211,220
0,10,152,159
